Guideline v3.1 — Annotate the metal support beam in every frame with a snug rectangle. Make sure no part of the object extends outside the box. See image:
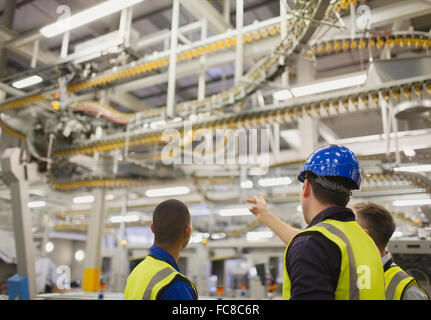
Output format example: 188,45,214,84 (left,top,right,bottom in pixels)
0,147,36,299
297,57,318,156
82,188,107,292
318,121,339,144
0,26,56,65
333,129,431,157
110,190,129,292
166,0,180,118
0,0,17,77
268,123,280,163
198,19,208,102
234,0,244,85
223,0,231,24
181,0,231,34
280,0,289,87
